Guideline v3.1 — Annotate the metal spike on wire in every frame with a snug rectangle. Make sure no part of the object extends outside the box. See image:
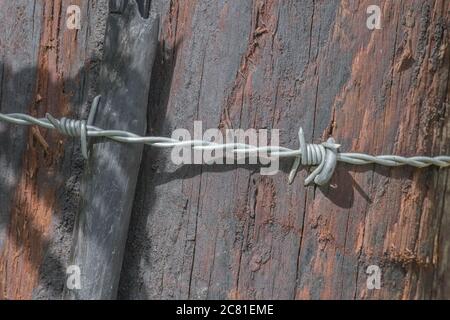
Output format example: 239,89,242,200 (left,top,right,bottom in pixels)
1,95,449,186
